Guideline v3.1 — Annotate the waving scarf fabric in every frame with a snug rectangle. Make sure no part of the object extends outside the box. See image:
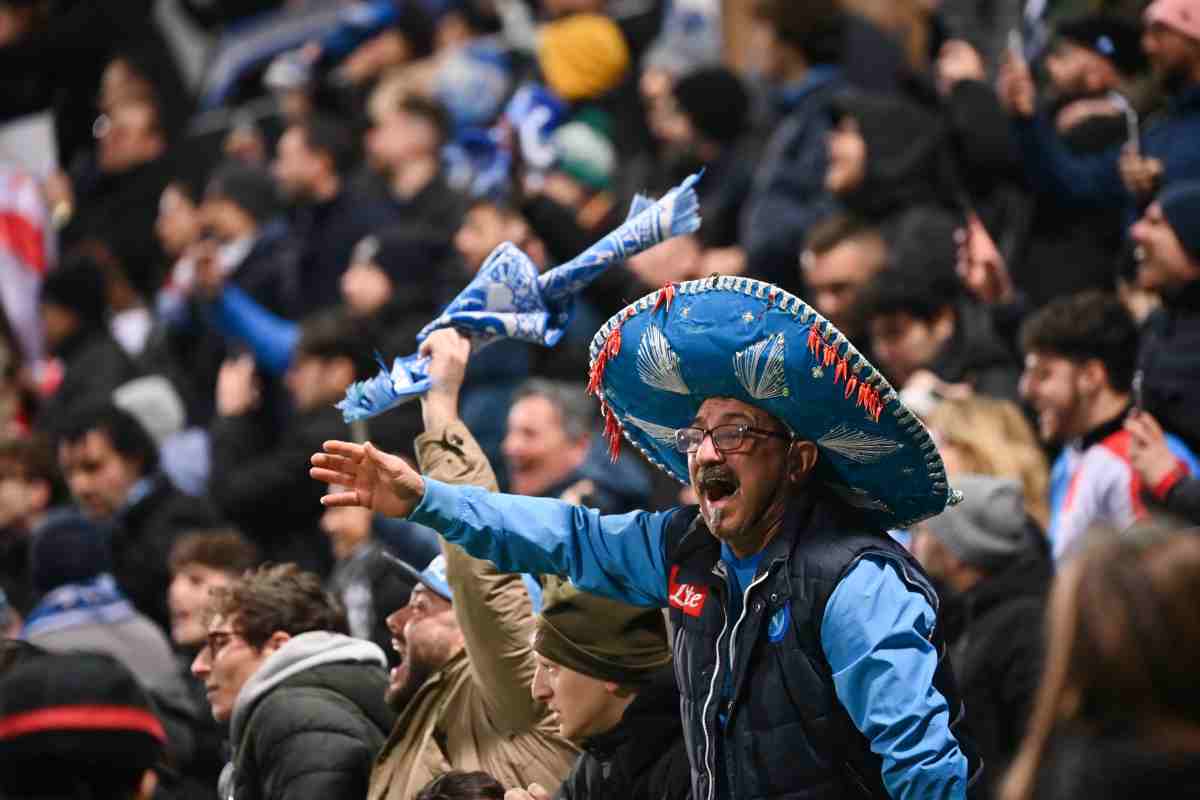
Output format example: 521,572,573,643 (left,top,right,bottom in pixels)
337,172,701,422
